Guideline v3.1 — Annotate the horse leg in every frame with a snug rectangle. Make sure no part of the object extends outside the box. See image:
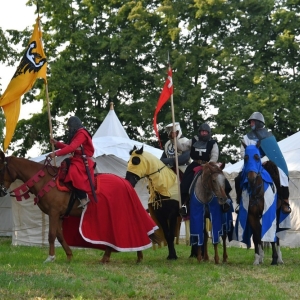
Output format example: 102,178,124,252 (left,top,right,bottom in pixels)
55,219,73,262
196,245,203,262
136,251,143,263
44,214,60,263
100,247,112,263
258,244,264,264
222,234,228,263
203,229,209,261
155,209,178,260
248,215,263,265
213,243,220,264
276,239,284,264
270,242,278,265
